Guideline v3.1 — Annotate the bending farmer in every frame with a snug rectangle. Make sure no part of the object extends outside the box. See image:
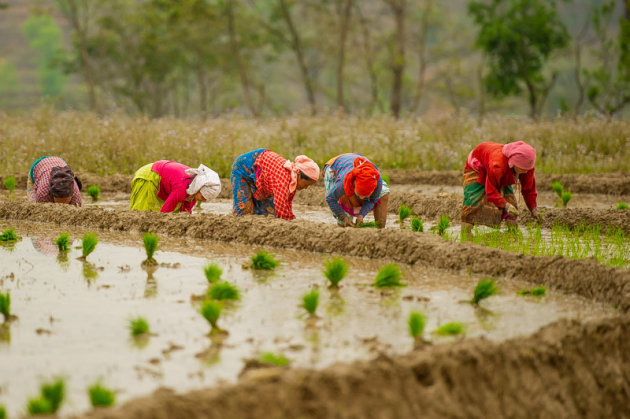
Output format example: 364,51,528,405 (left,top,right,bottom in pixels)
462,141,541,234
324,153,389,228
28,156,82,206
230,149,319,220
130,160,221,213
